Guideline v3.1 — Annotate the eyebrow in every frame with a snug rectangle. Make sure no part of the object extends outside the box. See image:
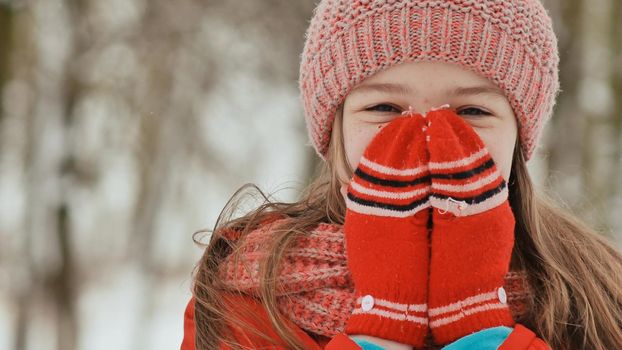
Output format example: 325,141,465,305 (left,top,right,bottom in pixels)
349,82,506,99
